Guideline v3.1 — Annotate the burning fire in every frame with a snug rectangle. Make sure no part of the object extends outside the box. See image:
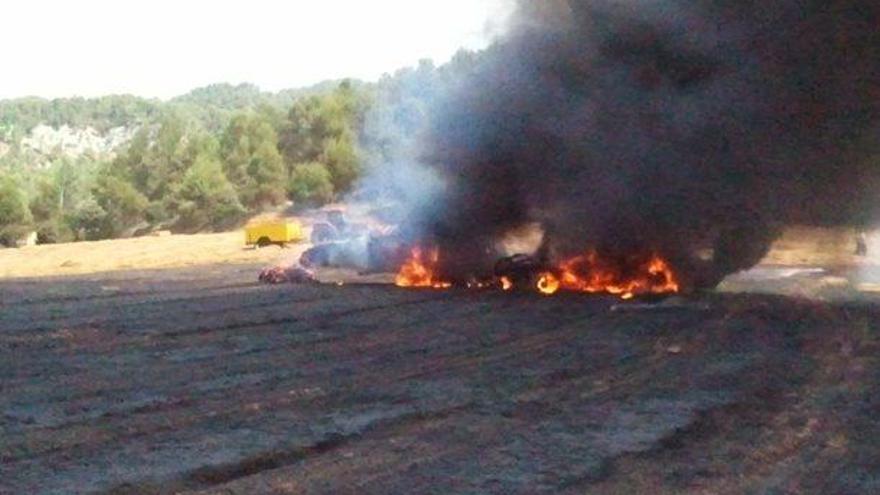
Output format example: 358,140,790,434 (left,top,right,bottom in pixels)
394,247,452,289
395,246,679,299
555,250,679,299
536,272,561,295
